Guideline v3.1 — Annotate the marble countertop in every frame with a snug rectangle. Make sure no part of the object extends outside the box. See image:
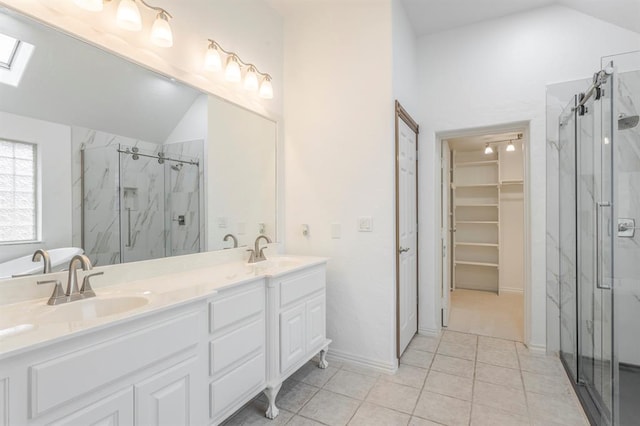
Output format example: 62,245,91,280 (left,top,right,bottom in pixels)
0,255,327,359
